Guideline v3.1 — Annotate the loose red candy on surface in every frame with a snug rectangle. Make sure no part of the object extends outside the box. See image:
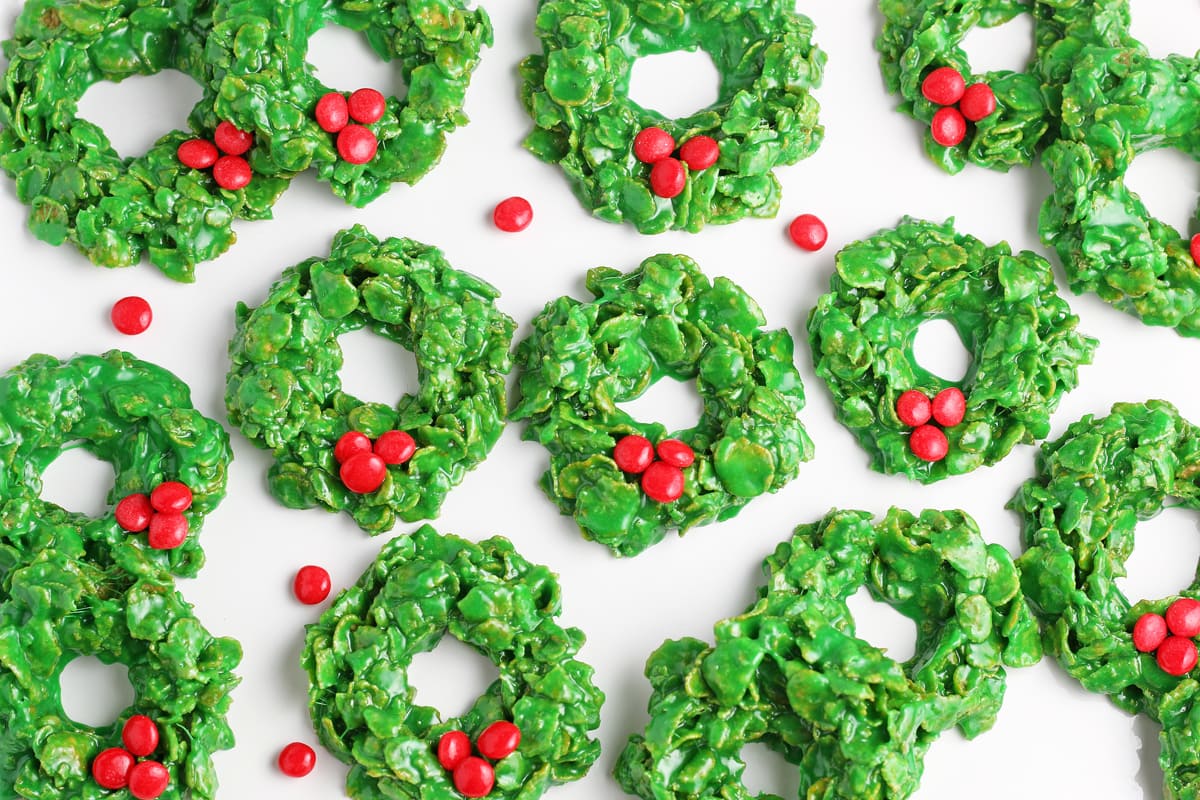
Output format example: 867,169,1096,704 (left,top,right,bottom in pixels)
493,197,533,232
111,296,152,335
147,512,188,550
476,721,521,760
1191,233,1200,267
642,461,685,502
334,431,372,464
293,565,332,605
921,66,966,105
959,83,997,121
453,757,495,798
176,139,218,169
337,125,378,164
127,760,169,800
213,121,253,155
347,88,386,124
374,430,416,465
122,715,160,757
115,494,153,532
1166,598,1200,637
632,126,675,163
212,155,252,190
437,730,472,771
340,452,387,493
649,157,686,199
679,135,719,170
788,214,828,252
150,481,193,513
613,435,655,474
92,748,135,790
1157,636,1198,676
909,424,949,462
655,439,695,468
278,742,317,777
1133,613,1169,653
315,92,350,133
930,107,967,147
896,390,932,427
931,387,966,427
